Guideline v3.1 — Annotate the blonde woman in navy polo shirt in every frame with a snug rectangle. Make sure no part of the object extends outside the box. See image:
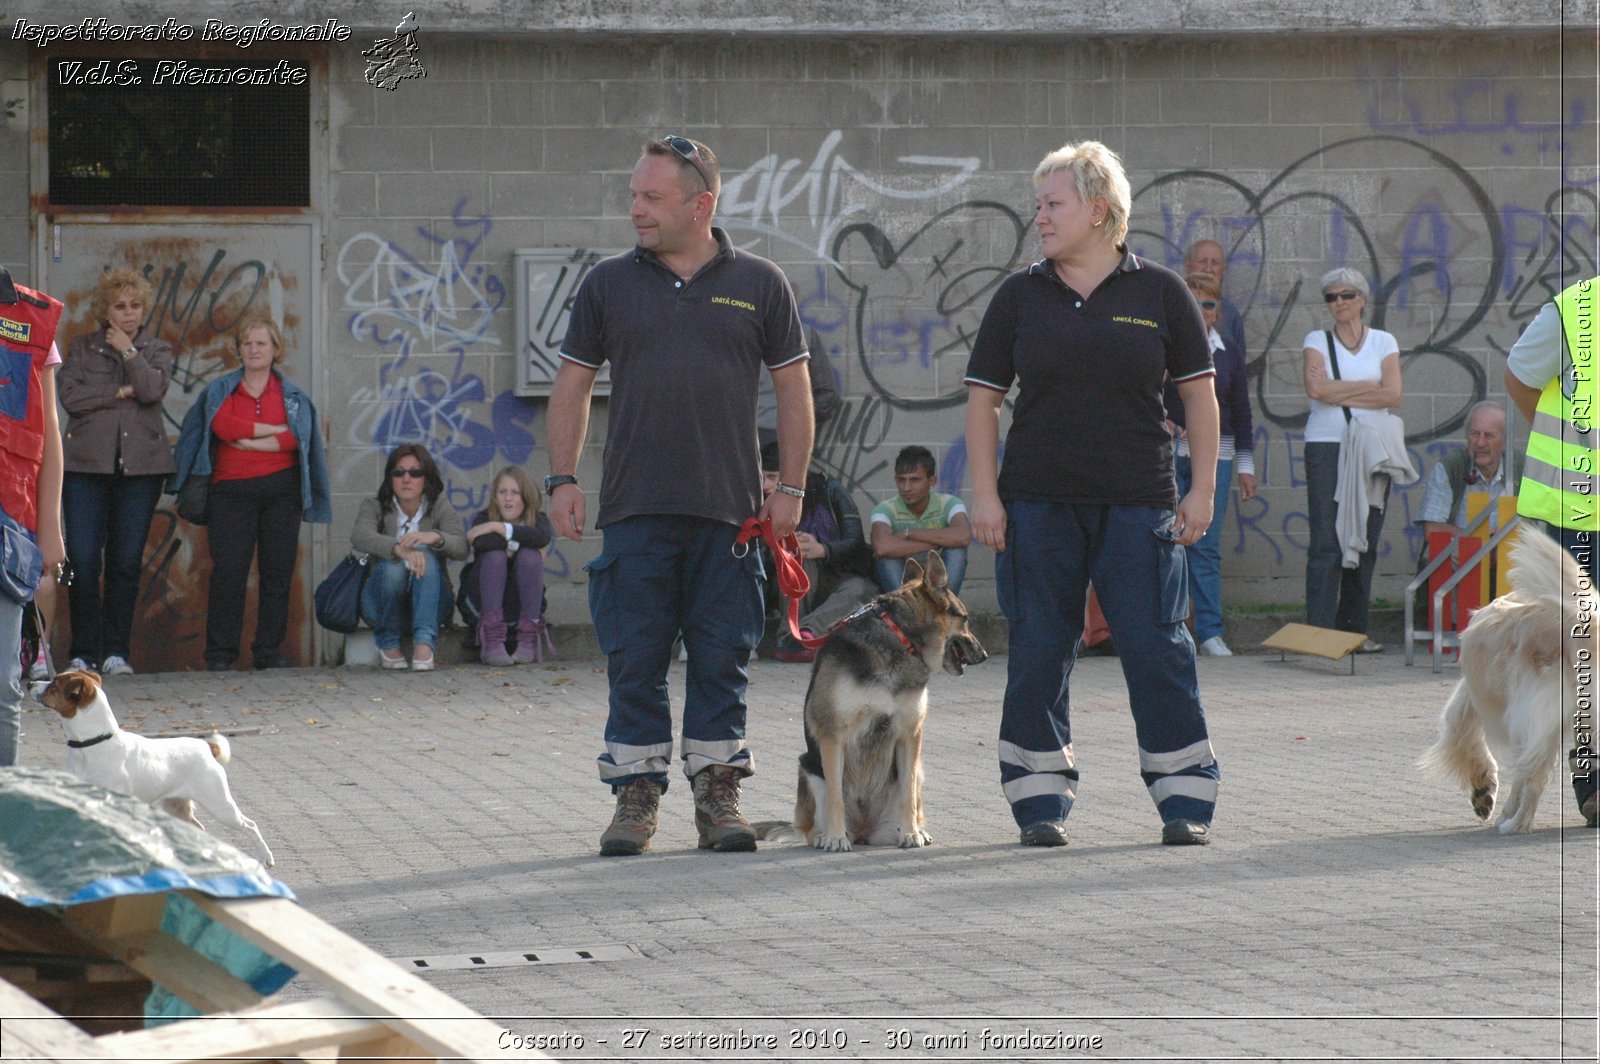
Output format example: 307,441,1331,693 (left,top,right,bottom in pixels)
964,141,1222,848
